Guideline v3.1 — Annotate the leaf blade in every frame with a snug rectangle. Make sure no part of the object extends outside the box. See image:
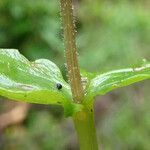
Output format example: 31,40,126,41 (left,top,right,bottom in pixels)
85,63,150,100
0,49,72,105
